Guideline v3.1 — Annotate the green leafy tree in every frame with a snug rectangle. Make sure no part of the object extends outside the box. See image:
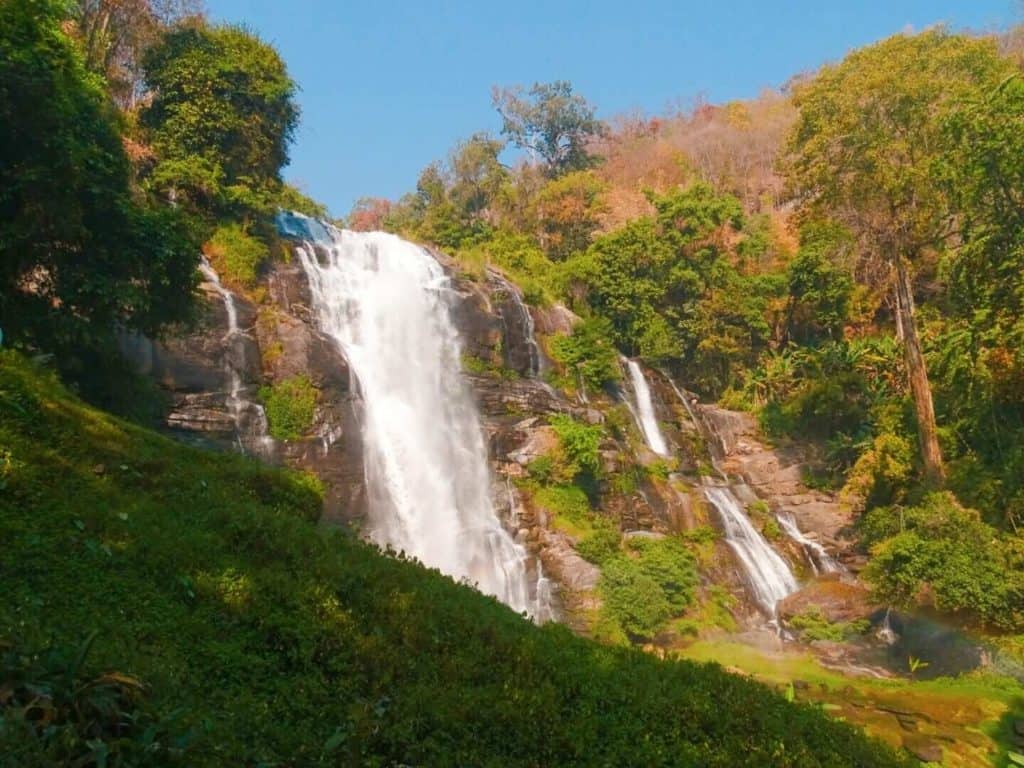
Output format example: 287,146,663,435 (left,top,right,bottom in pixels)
0,0,198,354
141,22,298,219
492,80,605,177
787,30,1015,484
